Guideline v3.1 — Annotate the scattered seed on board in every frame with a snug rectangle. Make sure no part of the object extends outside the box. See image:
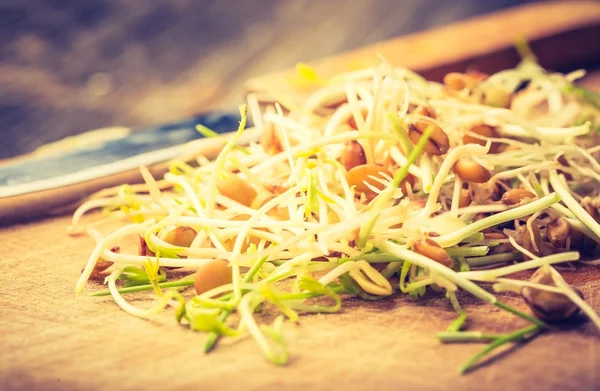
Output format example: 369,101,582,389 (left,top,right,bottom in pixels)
521,266,583,323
